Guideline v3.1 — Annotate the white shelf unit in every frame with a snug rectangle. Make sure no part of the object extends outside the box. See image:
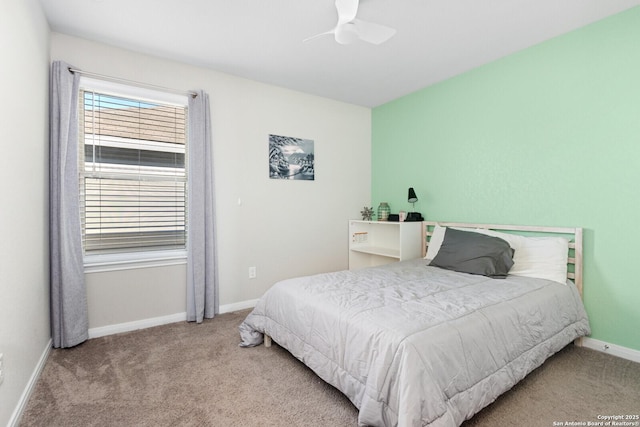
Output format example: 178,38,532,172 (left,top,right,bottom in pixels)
348,220,423,270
